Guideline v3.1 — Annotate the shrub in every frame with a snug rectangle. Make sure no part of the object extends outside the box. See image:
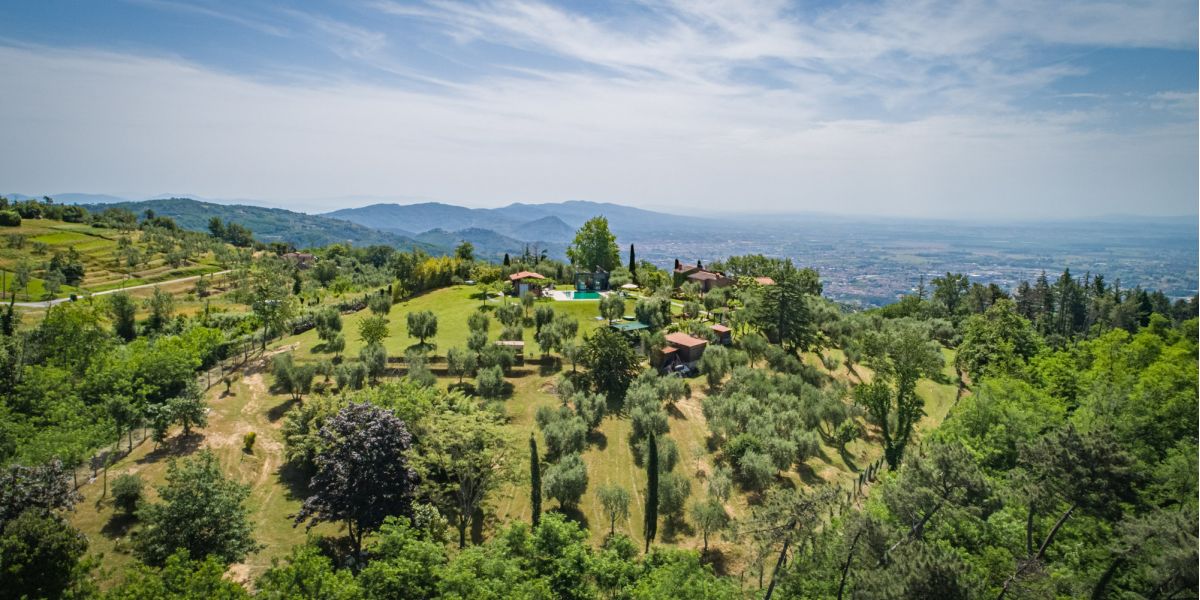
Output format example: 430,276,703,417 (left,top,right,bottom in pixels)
543,453,588,508
112,473,144,515
243,432,257,453
0,211,20,227
476,365,506,399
